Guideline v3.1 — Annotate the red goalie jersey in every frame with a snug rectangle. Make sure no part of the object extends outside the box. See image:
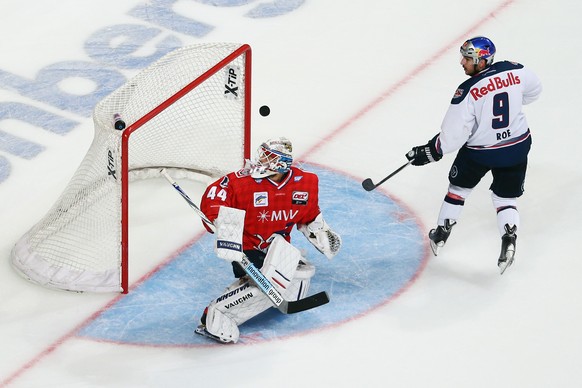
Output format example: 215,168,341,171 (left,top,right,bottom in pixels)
200,166,321,252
